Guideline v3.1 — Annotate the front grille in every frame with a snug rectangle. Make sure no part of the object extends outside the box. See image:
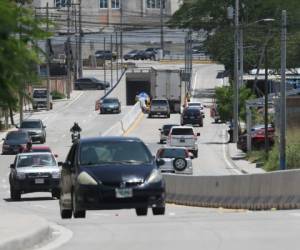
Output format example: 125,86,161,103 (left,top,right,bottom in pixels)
102,181,144,188
27,172,51,178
